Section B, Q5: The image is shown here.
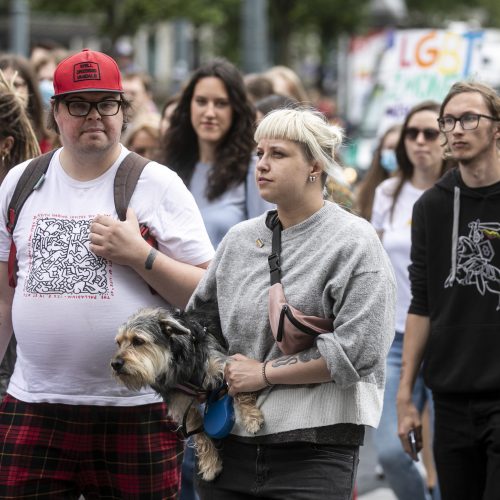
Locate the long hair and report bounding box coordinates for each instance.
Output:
[0,70,41,181]
[355,124,402,221]
[0,54,46,142]
[162,58,256,201]
[392,100,454,220]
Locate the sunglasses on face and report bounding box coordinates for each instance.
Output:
[404,127,440,142]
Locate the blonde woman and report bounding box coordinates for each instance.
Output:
[190,108,396,499]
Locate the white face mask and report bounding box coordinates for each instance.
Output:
[380,149,398,173]
[39,79,54,108]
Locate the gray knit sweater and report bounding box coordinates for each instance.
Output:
[189,201,396,437]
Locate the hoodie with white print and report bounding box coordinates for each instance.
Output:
[409,167,500,394]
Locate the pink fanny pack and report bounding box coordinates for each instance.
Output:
[266,212,334,355]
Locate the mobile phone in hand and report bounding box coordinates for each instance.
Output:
[408,429,419,462]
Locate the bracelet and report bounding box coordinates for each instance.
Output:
[144,248,158,270]
[262,360,273,387]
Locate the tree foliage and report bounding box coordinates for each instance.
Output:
[29,0,500,64]
[31,0,237,43]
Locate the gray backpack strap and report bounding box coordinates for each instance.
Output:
[113,152,151,221]
[7,150,56,234]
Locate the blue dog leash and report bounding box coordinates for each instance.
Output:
[180,381,235,439]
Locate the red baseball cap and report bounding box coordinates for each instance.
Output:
[52,48,123,98]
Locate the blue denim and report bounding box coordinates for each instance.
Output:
[374,332,440,500]
[180,439,199,500]
[197,438,359,499]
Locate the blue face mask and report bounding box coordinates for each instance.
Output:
[39,79,54,108]
[380,149,398,173]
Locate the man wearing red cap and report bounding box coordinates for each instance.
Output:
[0,49,214,497]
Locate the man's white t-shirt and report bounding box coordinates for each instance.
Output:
[371,177,424,333]
[0,146,214,406]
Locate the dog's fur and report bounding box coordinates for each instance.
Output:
[111,303,264,481]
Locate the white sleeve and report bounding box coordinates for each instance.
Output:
[370,183,391,232]
[0,161,31,261]
[147,167,214,265]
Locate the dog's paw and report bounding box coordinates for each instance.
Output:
[198,454,223,481]
[242,407,264,434]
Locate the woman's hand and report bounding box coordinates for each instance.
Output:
[224,353,267,396]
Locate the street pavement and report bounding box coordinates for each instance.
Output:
[356,426,397,500]
[359,488,397,500]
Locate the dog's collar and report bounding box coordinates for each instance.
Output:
[174,381,207,398]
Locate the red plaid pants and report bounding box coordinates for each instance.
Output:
[0,395,183,499]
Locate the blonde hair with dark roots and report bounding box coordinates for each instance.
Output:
[0,70,41,170]
[254,107,344,184]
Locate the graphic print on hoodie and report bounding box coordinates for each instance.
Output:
[444,215,500,311]
[409,168,500,394]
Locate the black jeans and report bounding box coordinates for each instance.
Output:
[433,392,500,500]
[196,438,359,499]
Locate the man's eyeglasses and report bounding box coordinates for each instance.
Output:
[437,113,500,133]
[404,127,440,142]
[63,99,122,117]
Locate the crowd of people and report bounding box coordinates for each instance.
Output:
[0,43,498,500]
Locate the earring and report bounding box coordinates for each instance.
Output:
[309,175,316,183]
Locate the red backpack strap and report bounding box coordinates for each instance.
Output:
[7,150,57,288]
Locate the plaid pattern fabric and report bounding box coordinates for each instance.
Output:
[0,395,184,499]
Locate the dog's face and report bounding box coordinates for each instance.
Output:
[111,307,194,391]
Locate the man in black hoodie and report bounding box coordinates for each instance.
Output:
[397,81,500,500]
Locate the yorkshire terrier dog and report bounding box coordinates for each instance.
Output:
[111,303,264,481]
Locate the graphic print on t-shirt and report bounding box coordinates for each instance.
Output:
[444,219,500,310]
[24,215,113,298]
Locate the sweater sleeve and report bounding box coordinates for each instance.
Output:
[408,199,429,316]
[317,237,396,389]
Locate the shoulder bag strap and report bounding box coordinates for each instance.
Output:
[266,211,282,286]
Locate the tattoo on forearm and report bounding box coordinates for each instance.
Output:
[272,347,322,368]
[298,347,321,362]
[272,355,298,367]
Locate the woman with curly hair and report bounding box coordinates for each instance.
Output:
[162,59,272,499]
[161,58,272,248]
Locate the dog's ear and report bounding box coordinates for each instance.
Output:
[159,316,192,337]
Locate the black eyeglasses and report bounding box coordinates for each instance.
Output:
[63,99,122,117]
[437,113,500,133]
[404,127,440,142]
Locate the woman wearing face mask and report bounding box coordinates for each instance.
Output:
[371,101,454,500]
[355,124,402,221]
